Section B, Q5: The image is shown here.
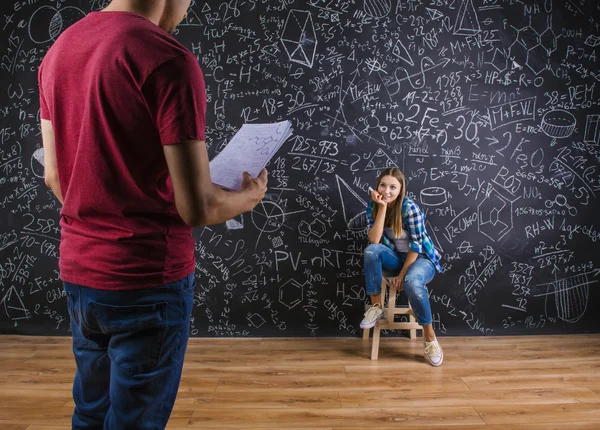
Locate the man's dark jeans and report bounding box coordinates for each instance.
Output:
[63,272,195,429]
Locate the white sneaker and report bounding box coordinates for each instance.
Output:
[424,338,444,366]
[360,303,384,329]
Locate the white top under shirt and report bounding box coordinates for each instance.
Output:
[384,227,409,253]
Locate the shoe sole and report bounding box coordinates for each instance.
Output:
[360,313,386,330]
[360,320,377,329]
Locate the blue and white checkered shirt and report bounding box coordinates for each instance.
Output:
[366,197,443,272]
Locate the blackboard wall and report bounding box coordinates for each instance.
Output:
[1,0,599,337]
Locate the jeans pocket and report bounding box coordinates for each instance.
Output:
[90,301,168,377]
[64,287,89,348]
[65,290,78,325]
[184,274,196,292]
[169,275,195,366]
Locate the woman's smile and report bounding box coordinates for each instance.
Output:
[377,175,402,204]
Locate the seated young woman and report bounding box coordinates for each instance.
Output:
[361,167,444,366]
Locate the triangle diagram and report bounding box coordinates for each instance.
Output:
[201,3,211,13]
[365,148,397,171]
[335,175,367,229]
[426,220,444,253]
[1,286,29,320]
[426,7,444,21]
[392,39,414,66]
[453,0,480,36]
[182,8,202,25]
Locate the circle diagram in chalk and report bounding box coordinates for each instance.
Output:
[251,201,286,233]
[540,110,576,139]
[364,0,392,18]
[420,187,447,206]
[31,147,45,178]
[29,6,85,44]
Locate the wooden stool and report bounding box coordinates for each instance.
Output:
[362,276,422,360]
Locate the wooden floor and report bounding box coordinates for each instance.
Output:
[1,334,600,429]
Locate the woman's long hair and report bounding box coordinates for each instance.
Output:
[371,168,406,238]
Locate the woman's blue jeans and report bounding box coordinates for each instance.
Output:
[364,243,435,326]
[63,272,195,430]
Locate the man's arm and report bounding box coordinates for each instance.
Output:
[163,139,267,227]
[41,119,63,204]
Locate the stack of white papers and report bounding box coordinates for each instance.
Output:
[209,120,293,191]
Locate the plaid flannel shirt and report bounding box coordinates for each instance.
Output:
[366,197,443,272]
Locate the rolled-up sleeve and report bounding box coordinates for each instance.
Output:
[404,200,425,253]
[38,62,51,120]
[365,201,375,229]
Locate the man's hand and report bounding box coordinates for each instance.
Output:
[240,168,268,208]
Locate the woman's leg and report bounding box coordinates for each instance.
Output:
[363,244,403,305]
[361,244,404,329]
[402,257,436,341]
[404,257,443,366]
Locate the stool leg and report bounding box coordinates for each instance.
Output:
[387,284,397,324]
[379,277,387,306]
[371,325,381,360]
[363,327,370,340]
[408,302,417,339]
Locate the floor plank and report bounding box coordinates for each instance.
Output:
[187,406,485,427]
[475,403,600,425]
[339,387,599,408]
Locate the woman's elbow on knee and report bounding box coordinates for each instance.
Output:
[364,243,379,254]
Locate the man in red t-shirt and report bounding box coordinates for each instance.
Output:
[38,0,267,427]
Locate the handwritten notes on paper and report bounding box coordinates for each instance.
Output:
[210,121,292,191]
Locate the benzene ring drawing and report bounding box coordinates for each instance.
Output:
[477,188,515,241]
[279,278,305,310]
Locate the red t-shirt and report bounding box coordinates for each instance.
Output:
[38,11,206,290]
